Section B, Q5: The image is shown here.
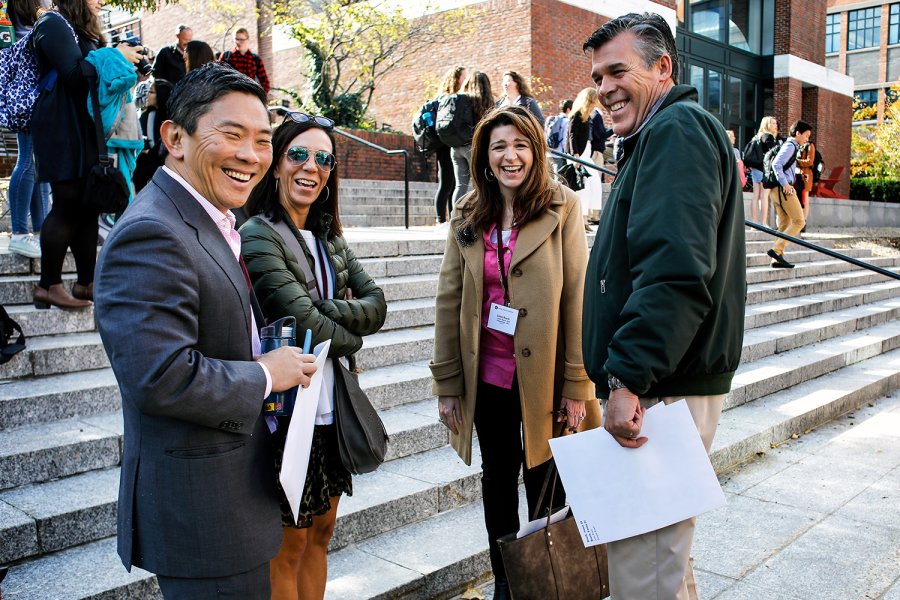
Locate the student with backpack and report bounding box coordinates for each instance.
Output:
[544,98,572,171]
[428,65,466,224]
[29,0,143,309]
[766,120,812,269]
[796,138,817,226]
[438,70,494,207]
[4,0,49,259]
[744,115,778,226]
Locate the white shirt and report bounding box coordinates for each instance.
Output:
[162,166,272,397]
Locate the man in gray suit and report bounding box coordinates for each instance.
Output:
[95,63,317,599]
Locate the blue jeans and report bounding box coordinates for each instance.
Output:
[8,132,50,235]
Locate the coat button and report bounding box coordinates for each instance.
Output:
[521,348,531,357]
[512,268,523,277]
[519,308,527,317]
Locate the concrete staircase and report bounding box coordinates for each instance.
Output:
[339,180,439,228]
[2,229,900,599]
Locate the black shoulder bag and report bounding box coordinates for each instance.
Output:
[82,63,130,215]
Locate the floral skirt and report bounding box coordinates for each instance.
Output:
[273,422,353,529]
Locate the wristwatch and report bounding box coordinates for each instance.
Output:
[607,374,628,391]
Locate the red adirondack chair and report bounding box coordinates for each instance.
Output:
[813,166,847,199]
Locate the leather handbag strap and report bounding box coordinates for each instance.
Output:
[82,63,112,167]
[532,461,559,522]
[257,215,321,302]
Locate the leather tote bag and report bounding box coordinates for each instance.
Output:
[83,64,129,215]
[497,463,610,599]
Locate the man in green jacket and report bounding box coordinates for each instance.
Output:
[581,13,746,600]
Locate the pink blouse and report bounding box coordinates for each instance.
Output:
[479,224,519,389]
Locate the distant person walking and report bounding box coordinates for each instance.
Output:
[745,116,778,226]
[797,138,816,225]
[767,120,812,269]
[433,65,467,224]
[6,0,50,259]
[219,27,271,95]
[152,23,191,84]
[545,98,572,172]
[447,71,495,206]
[496,71,544,125]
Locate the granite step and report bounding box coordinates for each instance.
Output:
[744,279,900,330]
[343,205,437,216]
[0,369,119,432]
[746,247,872,268]
[728,319,900,410]
[745,239,837,253]
[0,274,79,305]
[745,256,900,285]
[343,215,436,228]
[381,297,436,332]
[356,326,434,370]
[378,273,439,302]
[0,331,108,381]
[0,251,78,277]
[360,254,443,279]
[338,236,445,259]
[746,266,900,305]
[3,303,96,338]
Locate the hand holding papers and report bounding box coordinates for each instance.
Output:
[280,339,331,525]
[548,400,725,547]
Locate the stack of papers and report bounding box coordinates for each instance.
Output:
[548,400,726,547]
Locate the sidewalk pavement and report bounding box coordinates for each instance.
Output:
[456,392,900,600]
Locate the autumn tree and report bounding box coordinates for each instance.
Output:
[274,0,471,127]
[851,83,900,180]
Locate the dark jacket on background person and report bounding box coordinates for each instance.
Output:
[152,44,186,84]
[565,112,590,156]
[239,211,387,359]
[582,85,746,399]
[30,11,99,183]
[496,95,545,126]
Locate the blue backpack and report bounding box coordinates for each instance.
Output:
[0,12,77,132]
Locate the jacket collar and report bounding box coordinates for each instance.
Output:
[620,84,697,163]
[151,168,253,332]
[448,184,566,282]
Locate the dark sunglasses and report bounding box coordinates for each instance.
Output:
[282,111,335,129]
[285,146,336,172]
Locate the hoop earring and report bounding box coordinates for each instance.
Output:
[484,168,496,182]
[317,186,330,204]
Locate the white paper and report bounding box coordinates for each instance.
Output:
[516,505,570,539]
[279,339,331,525]
[548,399,726,547]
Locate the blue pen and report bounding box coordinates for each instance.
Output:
[302,329,313,354]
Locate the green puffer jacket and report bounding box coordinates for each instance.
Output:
[240,212,387,360]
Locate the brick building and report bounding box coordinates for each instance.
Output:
[136,0,852,194]
[826,0,899,125]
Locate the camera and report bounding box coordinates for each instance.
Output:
[123,40,153,76]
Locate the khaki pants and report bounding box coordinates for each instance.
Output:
[605,395,724,600]
[771,187,805,256]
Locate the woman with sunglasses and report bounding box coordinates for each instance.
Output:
[240,112,387,600]
[430,106,600,599]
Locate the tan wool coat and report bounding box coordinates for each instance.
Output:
[430,183,601,469]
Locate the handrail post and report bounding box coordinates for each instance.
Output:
[402,150,410,230]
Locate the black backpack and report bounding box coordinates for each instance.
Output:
[0,305,25,364]
[411,98,443,155]
[762,140,796,189]
[742,137,764,170]
[435,93,474,148]
[545,115,564,149]
[812,149,824,183]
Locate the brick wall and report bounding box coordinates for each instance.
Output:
[775,0,825,64]
[811,87,852,197]
[336,130,433,183]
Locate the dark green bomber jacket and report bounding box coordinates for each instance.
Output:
[582,85,746,399]
[239,210,387,362]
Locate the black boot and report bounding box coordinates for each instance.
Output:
[493,578,511,600]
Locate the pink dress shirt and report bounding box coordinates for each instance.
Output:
[479,224,519,389]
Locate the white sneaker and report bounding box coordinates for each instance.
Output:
[9,234,41,259]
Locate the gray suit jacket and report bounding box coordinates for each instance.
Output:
[95,169,281,578]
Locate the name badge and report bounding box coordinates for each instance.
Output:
[487,302,518,336]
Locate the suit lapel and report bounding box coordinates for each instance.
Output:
[153,170,254,335]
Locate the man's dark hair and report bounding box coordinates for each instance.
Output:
[561,99,574,113]
[583,12,679,85]
[790,120,812,137]
[167,62,267,135]
[235,27,250,37]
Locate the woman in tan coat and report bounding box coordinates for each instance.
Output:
[430,105,601,599]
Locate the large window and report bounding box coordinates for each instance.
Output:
[890,4,900,45]
[687,0,764,54]
[847,7,881,50]
[826,14,840,53]
[854,89,880,120]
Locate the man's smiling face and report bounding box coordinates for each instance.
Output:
[591,31,673,138]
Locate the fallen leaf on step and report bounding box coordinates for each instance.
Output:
[791,433,799,439]
[460,588,485,600]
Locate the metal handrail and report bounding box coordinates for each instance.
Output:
[551,148,898,281]
[549,149,618,177]
[745,221,900,280]
[331,128,411,229]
